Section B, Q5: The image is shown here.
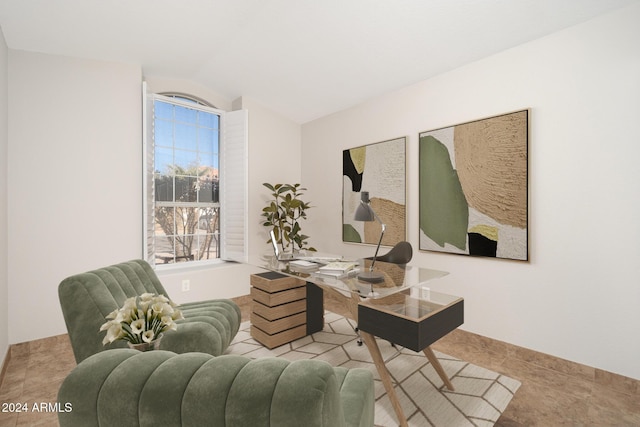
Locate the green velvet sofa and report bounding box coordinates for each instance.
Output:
[58,259,241,363]
[57,349,375,427]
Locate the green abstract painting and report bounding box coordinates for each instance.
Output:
[419,110,529,261]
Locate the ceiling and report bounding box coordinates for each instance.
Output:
[0,0,637,123]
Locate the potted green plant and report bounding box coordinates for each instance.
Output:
[261,183,316,254]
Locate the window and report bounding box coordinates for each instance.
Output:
[143,85,248,268]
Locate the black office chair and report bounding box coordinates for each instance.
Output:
[373,241,413,265]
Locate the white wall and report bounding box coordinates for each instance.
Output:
[234,96,303,258]
[7,51,143,343]
[4,58,302,344]
[301,4,640,380]
[0,27,9,368]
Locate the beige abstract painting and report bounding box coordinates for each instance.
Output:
[343,137,406,246]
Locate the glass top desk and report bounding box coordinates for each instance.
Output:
[248,254,463,427]
[248,253,449,298]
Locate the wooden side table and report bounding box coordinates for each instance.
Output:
[250,271,324,349]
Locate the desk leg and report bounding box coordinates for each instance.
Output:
[423,346,455,391]
[321,288,411,425]
[360,331,408,427]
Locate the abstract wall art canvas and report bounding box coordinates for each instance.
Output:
[343,137,406,246]
[419,110,529,261]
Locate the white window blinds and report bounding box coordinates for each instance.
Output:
[220,109,249,263]
[142,82,155,265]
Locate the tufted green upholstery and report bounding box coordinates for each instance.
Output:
[58,259,241,363]
[58,350,375,427]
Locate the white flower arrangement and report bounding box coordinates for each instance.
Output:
[99,293,184,345]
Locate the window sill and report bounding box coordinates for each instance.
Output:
[154,258,231,274]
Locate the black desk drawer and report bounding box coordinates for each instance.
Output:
[358,298,463,352]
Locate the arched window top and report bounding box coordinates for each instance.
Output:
[158,92,216,109]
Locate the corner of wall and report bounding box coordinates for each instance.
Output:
[0,25,10,370]
[231,96,244,111]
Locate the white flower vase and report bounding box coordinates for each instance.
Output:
[127,335,163,352]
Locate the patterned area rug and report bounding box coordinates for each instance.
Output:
[225,312,521,427]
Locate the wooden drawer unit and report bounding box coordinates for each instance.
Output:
[250,271,310,349]
[251,285,307,307]
[252,298,306,321]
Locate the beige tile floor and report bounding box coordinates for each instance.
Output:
[0,295,638,426]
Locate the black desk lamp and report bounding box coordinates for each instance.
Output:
[354,191,386,283]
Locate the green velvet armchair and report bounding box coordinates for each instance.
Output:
[58,259,241,363]
[58,350,375,427]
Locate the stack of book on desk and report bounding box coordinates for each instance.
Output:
[313,261,358,279]
[288,260,319,272]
